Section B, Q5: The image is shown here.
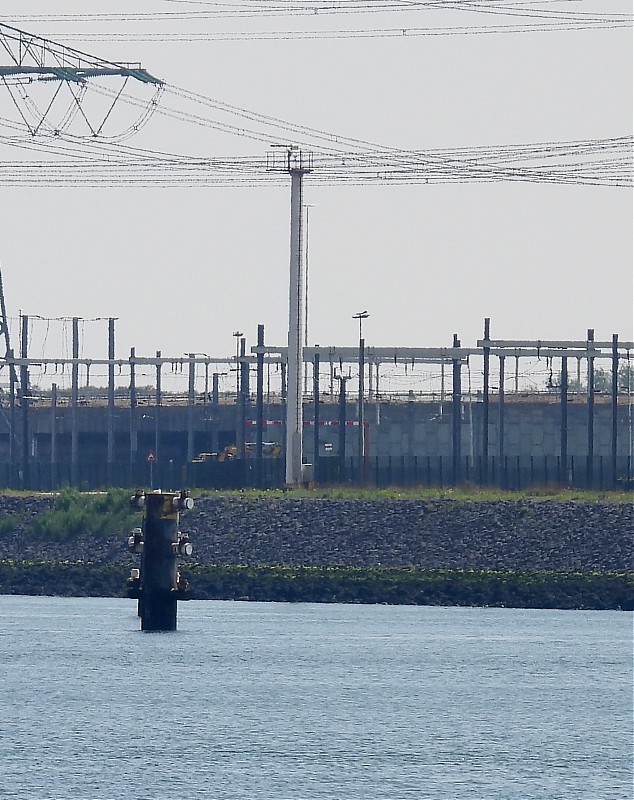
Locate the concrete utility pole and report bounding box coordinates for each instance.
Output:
[126,489,194,632]
[284,148,312,486]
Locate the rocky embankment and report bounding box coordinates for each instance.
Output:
[0,495,631,573]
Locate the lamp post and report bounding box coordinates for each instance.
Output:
[352,311,370,484]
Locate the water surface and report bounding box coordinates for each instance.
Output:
[0,597,631,799]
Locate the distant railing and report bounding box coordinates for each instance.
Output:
[11,387,630,409]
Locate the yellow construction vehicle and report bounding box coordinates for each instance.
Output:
[191,442,281,462]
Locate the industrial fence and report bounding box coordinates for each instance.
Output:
[1,454,631,492]
[319,454,633,492]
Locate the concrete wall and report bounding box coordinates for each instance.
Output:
[363,399,633,460]
[2,394,633,466]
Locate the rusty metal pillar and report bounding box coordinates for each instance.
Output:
[127,489,194,632]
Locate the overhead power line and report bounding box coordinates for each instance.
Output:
[0,22,630,188]
[2,0,631,24]
[1,0,630,39]
[0,133,630,187]
[21,19,632,43]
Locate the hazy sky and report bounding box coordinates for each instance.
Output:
[0,0,631,373]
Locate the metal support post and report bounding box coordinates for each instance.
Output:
[155,350,162,467]
[353,311,370,485]
[20,315,30,490]
[8,348,15,479]
[611,333,619,488]
[560,356,568,483]
[256,324,265,486]
[107,318,115,486]
[50,382,57,490]
[233,330,243,452]
[313,352,320,483]
[129,347,138,480]
[498,355,506,478]
[187,354,195,463]
[211,372,220,453]
[337,374,349,482]
[71,317,79,487]
[358,337,366,484]
[238,337,247,460]
[587,328,595,487]
[452,334,462,484]
[482,318,490,483]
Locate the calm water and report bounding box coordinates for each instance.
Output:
[0,597,631,800]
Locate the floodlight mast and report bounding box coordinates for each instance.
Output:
[0,22,162,85]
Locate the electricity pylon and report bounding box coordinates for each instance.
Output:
[0,23,162,138]
[0,23,161,85]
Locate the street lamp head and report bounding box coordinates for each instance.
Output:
[233,331,243,338]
